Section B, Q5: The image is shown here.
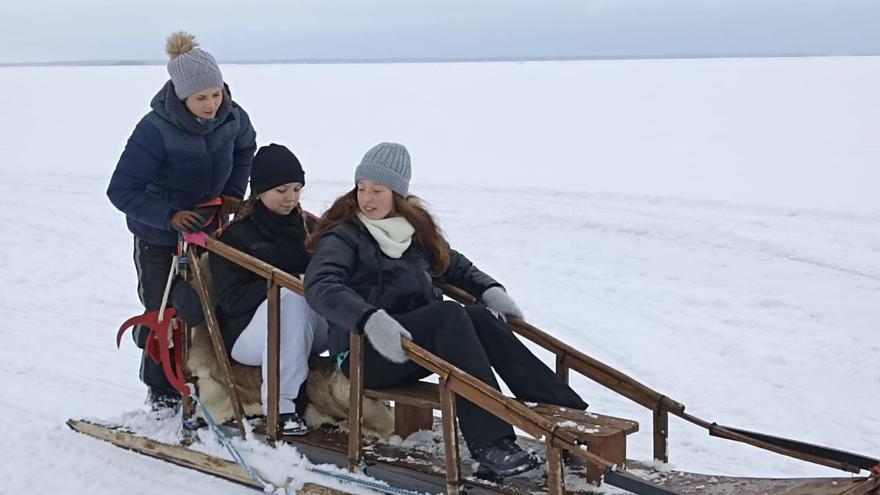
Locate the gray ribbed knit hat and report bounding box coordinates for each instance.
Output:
[355,142,412,197]
[165,32,224,100]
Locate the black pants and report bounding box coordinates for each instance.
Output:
[132,236,178,395]
[343,301,587,452]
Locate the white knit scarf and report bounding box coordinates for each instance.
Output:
[357,213,415,258]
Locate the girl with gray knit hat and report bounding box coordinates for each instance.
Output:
[107,32,257,411]
[304,142,588,479]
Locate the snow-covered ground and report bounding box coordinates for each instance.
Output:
[0,56,877,494]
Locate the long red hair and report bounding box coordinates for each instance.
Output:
[306,187,450,275]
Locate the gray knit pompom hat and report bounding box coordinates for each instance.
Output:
[354,142,412,197]
[165,32,224,100]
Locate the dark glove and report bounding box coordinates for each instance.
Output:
[170,210,205,233]
[481,286,524,322]
[221,195,242,217]
[363,310,412,363]
[170,279,205,326]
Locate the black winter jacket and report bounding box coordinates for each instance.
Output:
[303,219,500,356]
[211,201,315,349]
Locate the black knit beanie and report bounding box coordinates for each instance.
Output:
[250,144,305,195]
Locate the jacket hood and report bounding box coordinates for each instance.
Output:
[150,80,233,136]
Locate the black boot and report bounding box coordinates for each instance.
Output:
[147,387,181,413]
[278,412,308,436]
[472,437,540,479]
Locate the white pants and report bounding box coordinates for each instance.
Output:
[231,289,329,414]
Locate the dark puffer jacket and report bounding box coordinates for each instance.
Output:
[304,219,500,356]
[211,201,316,349]
[107,81,257,246]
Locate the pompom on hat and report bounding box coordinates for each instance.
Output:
[165,31,224,100]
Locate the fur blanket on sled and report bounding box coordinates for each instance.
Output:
[185,254,394,438]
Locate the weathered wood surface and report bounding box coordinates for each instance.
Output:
[66,419,346,495]
[70,417,874,495]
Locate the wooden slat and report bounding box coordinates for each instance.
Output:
[555,353,570,384]
[347,333,364,472]
[188,247,247,439]
[266,275,281,445]
[393,404,434,438]
[204,237,304,295]
[546,442,564,495]
[528,404,639,436]
[439,377,462,495]
[654,405,669,462]
[67,419,346,494]
[364,381,441,409]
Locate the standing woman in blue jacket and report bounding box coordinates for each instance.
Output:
[304,143,587,479]
[107,32,257,410]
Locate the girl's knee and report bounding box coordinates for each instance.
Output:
[437,300,469,319]
[431,301,475,336]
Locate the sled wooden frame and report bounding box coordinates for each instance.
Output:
[192,236,880,495]
[192,236,635,493]
[346,332,639,494]
[360,375,640,484]
[437,284,880,476]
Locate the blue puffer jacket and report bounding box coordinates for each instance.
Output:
[107,81,257,246]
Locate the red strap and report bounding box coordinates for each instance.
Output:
[116,308,177,359]
[116,309,189,396]
[155,320,187,395]
[196,197,223,208]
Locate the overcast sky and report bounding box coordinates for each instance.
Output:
[2,0,879,64]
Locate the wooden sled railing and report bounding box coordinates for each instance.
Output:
[185,236,309,444]
[189,236,880,495]
[439,283,880,476]
[190,236,643,493]
[346,331,646,495]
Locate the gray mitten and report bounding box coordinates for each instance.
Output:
[481,286,524,321]
[363,310,413,363]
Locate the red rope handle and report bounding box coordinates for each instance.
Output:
[116,308,188,396]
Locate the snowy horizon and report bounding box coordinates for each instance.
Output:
[3,56,878,213]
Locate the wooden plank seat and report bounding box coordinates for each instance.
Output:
[365,381,638,482]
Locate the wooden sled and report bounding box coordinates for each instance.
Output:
[70,236,880,495]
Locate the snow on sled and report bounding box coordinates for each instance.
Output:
[69,236,880,495]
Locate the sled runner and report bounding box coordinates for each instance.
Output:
[70,235,880,495]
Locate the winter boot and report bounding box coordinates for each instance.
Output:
[147,387,181,413]
[472,436,540,479]
[279,412,308,436]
